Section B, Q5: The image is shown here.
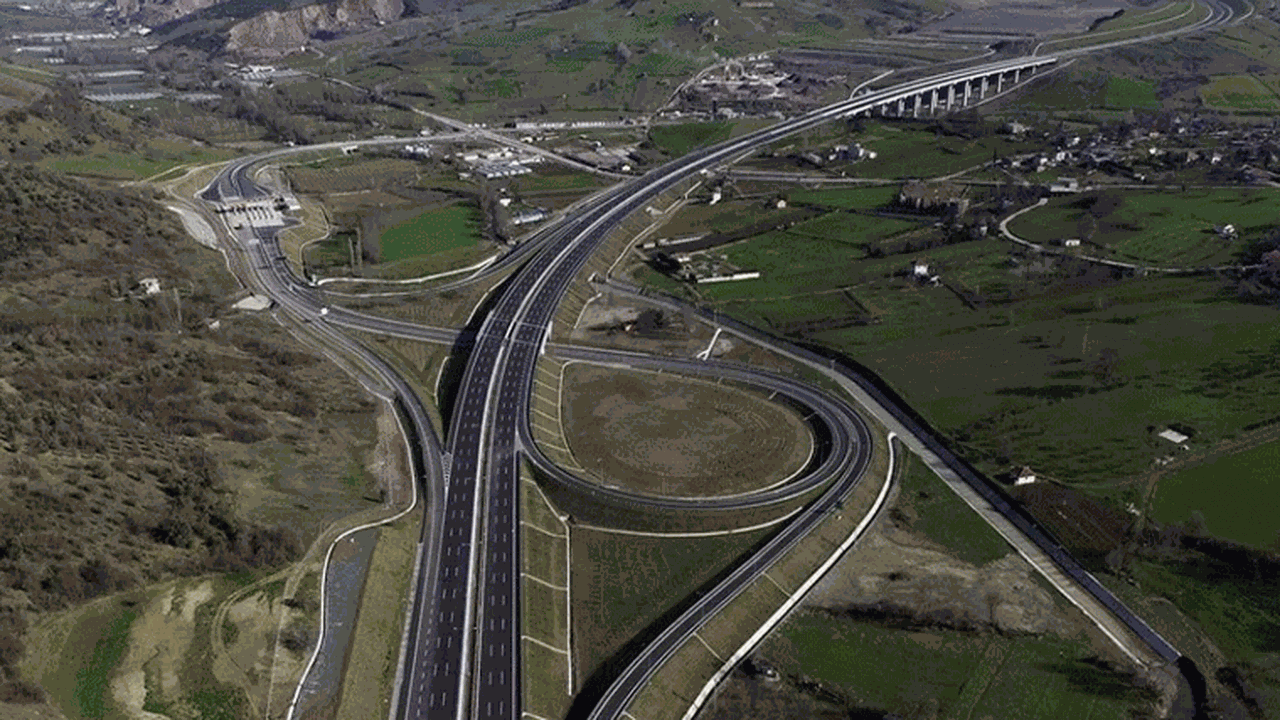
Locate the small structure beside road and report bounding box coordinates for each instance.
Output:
[1158,428,1190,450]
[1014,466,1037,486]
[232,294,272,311]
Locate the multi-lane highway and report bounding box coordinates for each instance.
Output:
[402,53,1072,720]
[191,3,1246,712]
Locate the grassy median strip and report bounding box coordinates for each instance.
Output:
[334,514,421,720]
[570,524,775,693]
[520,464,574,720]
[529,356,583,473]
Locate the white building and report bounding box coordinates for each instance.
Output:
[511,208,549,225]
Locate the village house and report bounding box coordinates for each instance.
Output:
[898,180,969,216]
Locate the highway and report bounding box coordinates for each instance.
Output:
[597,277,1182,669]
[411,52,1075,720]
[209,53,1131,720]
[190,4,1243,709]
[561,354,869,720]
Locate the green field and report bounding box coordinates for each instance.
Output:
[1152,439,1280,548]
[1104,77,1161,109]
[674,185,922,308]
[1040,1,1208,54]
[1089,1,1193,35]
[822,124,1041,179]
[789,212,920,244]
[1129,558,1280,664]
[649,122,734,156]
[766,612,1149,719]
[1200,74,1280,111]
[642,204,1280,495]
[787,185,900,210]
[513,169,611,193]
[897,454,1012,565]
[655,200,806,238]
[378,204,484,263]
[571,525,771,688]
[1008,189,1276,267]
[696,216,922,304]
[74,607,137,719]
[305,232,355,272]
[40,145,237,181]
[1012,73,1160,112]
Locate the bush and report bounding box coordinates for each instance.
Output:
[0,678,45,703]
[280,623,313,653]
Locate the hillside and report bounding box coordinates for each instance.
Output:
[0,166,385,706]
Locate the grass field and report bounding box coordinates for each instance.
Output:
[1008,189,1273,267]
[1012,73,1160,112]
[378,204,484,263]
[637,192,1280,712]
[1104,77,1161,110]
[570,526,771,688]
[651,199,808,238]
[897,453,1012,566]
[74,606,138,719]
[305,233,354,274]
[641,202,1280,497]
[649,122,734,156]
[672,187,922,309]
[513,168,613,193]
[764,612,1148,719]
[40,145,238,181]
[787,185,900,210]
[818,124,1041,179]
[1089,1,1193,35]
[335,515,421,720]
[1200,74,1280,111]
[1128,558,1280,665]
[1151,439,1280,549]
[1040,0,1209,54]
[357,242,497,282]
[561,363,813,497]
[286,157,420,195]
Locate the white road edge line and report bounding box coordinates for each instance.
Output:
[316,253,499,286]
[575,504,804,539]
[521,634,570,655]
[675,432,898,720]
[286,396,421,720]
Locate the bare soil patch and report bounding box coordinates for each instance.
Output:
[806,524,1077,636]
[561,363,813,498]
[1010,481,1131,555]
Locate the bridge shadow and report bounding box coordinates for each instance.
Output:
[435,272,510,442]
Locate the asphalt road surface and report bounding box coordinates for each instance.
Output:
[193,23,1243,712]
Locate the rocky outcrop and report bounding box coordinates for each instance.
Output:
[226,0,402,56]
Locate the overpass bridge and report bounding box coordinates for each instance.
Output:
[847,55,1059,118]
